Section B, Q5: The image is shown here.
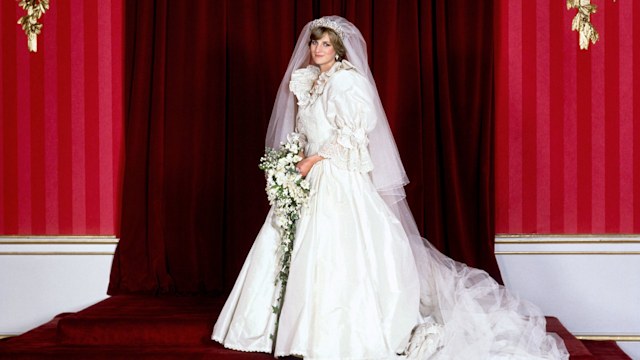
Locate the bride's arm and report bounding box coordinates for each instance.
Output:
[317,71,375,173]
[296,154,324,177]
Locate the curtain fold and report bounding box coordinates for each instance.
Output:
[424,0,500,279]
[108,0,500,295]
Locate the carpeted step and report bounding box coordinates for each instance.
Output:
[545,317,596,359]
[0,295,632,359]
[57,315,214,345]
[546,319,632,359]
[1,317,279,360]
[582,340,632,360]
[56,295,224,346]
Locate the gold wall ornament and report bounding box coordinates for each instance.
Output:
[566,0,617,50]
[567,0,599,50]
[17,0,50,53]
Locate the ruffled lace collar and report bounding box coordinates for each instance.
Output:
[289,60,355,107]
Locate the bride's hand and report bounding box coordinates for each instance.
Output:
[296,155,324,177]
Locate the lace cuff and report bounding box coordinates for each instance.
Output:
[318,127,373,173]
[297,133,308,149]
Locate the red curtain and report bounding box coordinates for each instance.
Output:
[108,0,500,295]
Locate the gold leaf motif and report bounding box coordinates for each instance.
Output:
[567,0,599,50]
[566,0,617,50]
[16,0,49,53]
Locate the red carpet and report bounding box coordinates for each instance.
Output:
[0,295,631,359]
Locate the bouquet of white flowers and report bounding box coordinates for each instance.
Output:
[258,132,310,343]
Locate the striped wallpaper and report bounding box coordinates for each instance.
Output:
[495,0,640,233]
[2,1,637,235]
[0,1,124,235]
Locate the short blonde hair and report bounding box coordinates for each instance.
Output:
[309,27,346,61]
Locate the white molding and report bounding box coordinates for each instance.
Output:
[495,234,640,244]
[495,236,640,254]
[0,244,116,256]
[0,235,118,244]
[495,234,640,359]
[574,334,640,342]
[495,251,640,255]
[0,240,116,334]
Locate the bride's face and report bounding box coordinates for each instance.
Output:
[310,33,336,69]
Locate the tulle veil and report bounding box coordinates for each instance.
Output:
[265,15,568,359]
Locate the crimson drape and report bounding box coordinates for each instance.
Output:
[108,0,500,295]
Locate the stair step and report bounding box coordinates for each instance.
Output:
[545,317,596,359]
[0,296,631,359]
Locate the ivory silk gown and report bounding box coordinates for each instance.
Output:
[212,60,568,360]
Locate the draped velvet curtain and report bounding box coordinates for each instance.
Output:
[108,0,500,295]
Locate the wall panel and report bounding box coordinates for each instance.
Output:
[496,0,639,233]
[495,2,639,356]
[0,1,124,235]
[495,235,640,359]
[0,236,116,335]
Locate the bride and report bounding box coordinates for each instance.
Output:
[212,16,568,360]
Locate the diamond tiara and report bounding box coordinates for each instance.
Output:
[309,18,347,40]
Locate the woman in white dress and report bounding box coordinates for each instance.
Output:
[212,16,569,360]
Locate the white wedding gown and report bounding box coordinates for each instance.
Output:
[212,61,568,360]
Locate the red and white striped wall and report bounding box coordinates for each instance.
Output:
[0,1,124,235]
[2,1,638,235]
[496,0,640,234]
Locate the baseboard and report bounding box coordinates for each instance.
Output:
[494,233,640,357]
[0,238,115,334]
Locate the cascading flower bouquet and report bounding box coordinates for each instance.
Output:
[258,132,311,343]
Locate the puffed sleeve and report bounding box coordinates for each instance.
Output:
[317,70,376,173]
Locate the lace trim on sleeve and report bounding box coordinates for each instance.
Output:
[318,126,374,173]
[318,64,374,173]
